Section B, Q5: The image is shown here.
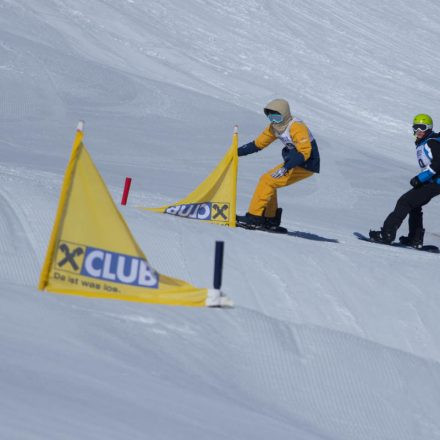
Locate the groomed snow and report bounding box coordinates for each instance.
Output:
[1,1,440,439]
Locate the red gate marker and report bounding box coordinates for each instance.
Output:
[121,177,132,205]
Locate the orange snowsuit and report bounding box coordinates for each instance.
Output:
[248,120,318,217]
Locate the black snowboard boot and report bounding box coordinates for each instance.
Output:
[236,212,266,229]
[264,208,282,227]
[264,208,287,233]
[399,228,424,249]
[369,228,395,244]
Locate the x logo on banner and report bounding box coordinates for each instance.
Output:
[58,243,84,271]
[212,203,229,220]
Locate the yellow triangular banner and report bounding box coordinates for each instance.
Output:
[39,122,229,307]
[142,127,238,227]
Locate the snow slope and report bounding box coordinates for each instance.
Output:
[1,1,440,439]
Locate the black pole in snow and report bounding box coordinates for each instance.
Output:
[213,241,224,290]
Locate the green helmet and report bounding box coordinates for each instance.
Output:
[413,113,433,129]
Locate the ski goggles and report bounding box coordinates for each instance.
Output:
[413,123,430,132]
[264,109,283,124]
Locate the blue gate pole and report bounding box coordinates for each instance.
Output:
[213,241,224,290]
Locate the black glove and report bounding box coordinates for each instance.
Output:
[410,176,423,188]
[281,143,295,161]
[238,141,260,157]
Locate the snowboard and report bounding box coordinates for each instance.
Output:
[354,232,440,253]
[236,221,288,234]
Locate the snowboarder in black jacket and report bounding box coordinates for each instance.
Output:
[369,114,440,248]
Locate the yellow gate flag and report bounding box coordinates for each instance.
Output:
[39,122,231,307]
[142,126,238,227]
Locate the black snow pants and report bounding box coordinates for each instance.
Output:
[383,182,440,237]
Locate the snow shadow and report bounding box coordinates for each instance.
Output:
[287,230,339,243]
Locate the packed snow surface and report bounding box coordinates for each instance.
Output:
[1,1,440,439]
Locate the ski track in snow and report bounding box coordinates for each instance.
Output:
[0,166,56,285]
[2,0,440,439]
